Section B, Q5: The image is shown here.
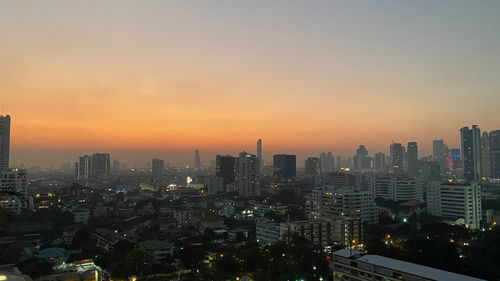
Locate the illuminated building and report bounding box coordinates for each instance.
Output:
[235,151,258,197]
[0,168,28,215]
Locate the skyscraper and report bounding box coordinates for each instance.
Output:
[390,142,404,175]
[216,155,236,187]
[319,152,334,174]
[305,157,320,176]
[461,125,482,182]
[489,130,500,178]
[91,153,111,178]
[0,115,10,171]
[433,139,448,172]
[235,151,258,197]
[152,158,165,178]
[407,142,418,176]
[374,152,386,171]
[481,132,491,178]
[76,155,91,179]
[273,154,296,179]
[336,156,341,170]
[257,139,263,173]
[354,145,370,171]
[195,148,201,168]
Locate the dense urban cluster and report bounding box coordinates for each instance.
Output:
[1,115,500,281]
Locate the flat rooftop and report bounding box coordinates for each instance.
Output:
[333,250,484,281]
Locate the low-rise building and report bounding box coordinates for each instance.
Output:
[332,249,484,281]
[138,240,172,263]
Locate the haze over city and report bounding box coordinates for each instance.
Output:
[2,0,500,167]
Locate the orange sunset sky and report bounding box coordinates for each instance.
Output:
[1,1,499,167]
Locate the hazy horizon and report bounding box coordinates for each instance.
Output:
[2,0,499,167]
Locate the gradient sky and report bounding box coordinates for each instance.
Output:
[1,0,499,167]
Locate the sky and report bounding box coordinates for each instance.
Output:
[1,0,499,167]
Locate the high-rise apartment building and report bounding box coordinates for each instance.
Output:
[152,158,165,178]
[305,157,320,176]
[481,132,490,178]
[490,130,500,178]
[460,125,482,182]
[320,152,335,174]
[76,155,91,179]
[390,142,404,175]
[0,115,10,171]
[235,151,258,197]
[336,156,341,170]
[216,155,236,187]
[407,142,418,176]
[354,145,370,171]
[91,153,111,178]
[370,176,417,202]
[427,182,482,229]
[433,139,449,172]
[374,152,386,172]
[0,168,28,214]
[307,185,378,224]
[273,154,296,179]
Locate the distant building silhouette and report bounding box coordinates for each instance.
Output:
[489,130,500,178]
[152,158,165,178]
[0,115,10,171]
[304,157,320,176]
[390,142,404,175]
[460,125,482,182]
[216,155,236,187]
[407,142,418,176]
[273,154,296,179]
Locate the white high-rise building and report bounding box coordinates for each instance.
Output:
[0,115,10,172]
[427,182,482,229]
[370,176,417,202]
[306,185,378,224]
[0,169,28,215]
[236,151,258,198]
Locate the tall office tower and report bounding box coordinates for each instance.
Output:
[319,152,335,174]
[433,139,449,172]
[235,151,258,197]
[336,156,341,170]
[320,152,327,173]
[390,142,404,175]
[0,169,28,214]
[91,153,111,178]
[490,130,500,178]
[374,152,386,171]
[0,115,10,171]
[308,185,378,224]
[257,139,263,174]
[152,158,165,178]
[273,154,296,179]
[407,142,418,176]
[481,132,491,178]
[448,148,462,170]
[460,125,482,182]
[354,145,370,171]
[427,182,482,229]
[76,155,91,179]
[304,157,320,176]
[216,155,236,187]
[328,152,335,172]
[194,148,201,168]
